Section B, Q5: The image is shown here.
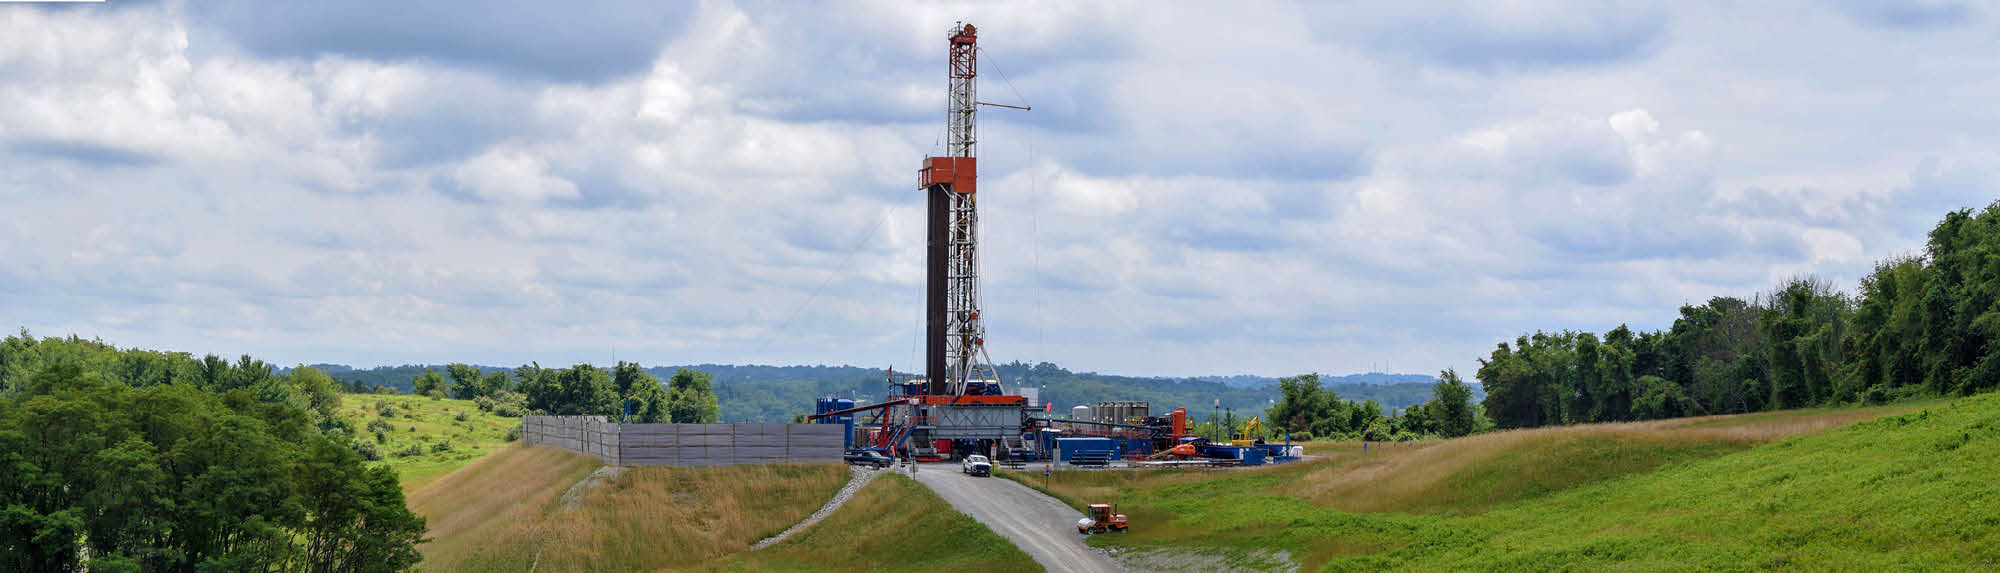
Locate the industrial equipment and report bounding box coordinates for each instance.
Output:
[1231,417,1264,447]
[1076,504,1128,534]
[809,23,1036,463]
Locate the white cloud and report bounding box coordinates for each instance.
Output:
[452,149,579,202]
[3,0,1996,379]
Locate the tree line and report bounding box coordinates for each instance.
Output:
[1264,369,1480,441]
[0,332,425,571]
[1480,202,2000,429]
[406,361,721,424]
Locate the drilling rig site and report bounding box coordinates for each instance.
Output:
[805,23,1303,472]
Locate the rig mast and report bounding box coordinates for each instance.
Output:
[919,23,997,396]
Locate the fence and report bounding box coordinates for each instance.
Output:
[520,416,844,467]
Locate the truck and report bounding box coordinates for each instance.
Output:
[961,454,992,477]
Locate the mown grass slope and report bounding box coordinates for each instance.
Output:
[711,473,1039,572]
[1022,399,1999,570]
[517,463,850,571]
[410,443,851,572]
[335,392,520,490]
[408,444,602,571]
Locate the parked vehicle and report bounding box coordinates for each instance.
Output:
[961,454,992,477]
[1076,503,1128,534]
[844,449,893,468]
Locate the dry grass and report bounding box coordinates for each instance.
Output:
[711,473,1039,572]
[1284,403,1923,515]
[494,462,849,572]
[408,444,603,571]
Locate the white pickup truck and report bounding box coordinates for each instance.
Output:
[961,454,992,477]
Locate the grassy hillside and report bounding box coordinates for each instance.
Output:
[516,463,849,571]
[712,473,1039,572]
[410,445,1030,572]
[410,444,851,571]
[1013,399,1995,570]
[334,392,521,490]
[408,444,603,571]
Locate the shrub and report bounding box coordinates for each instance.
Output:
[375,400,395,418]
[430,440,454,454]
[504,425,522,442]
[393,444,425,458]
[473,396,496,412]
[366,418,395,434]
[454,410,470,422]
[353,439,382,461]
[373,430,387,444]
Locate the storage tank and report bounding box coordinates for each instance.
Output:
[1070,405,1092,421]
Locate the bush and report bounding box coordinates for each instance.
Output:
[473,396,496,412]
[353,439,382,461]
[375,400,395,418]
[373,430,387,444]
[429,440,454,454]
[393,444,425,458]
[504,425,522,442]
[454,410,470,422]
[1290,431,1314,442]
[366,418,395,434]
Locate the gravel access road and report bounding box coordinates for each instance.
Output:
[910,464,1121,573]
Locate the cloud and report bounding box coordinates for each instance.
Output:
[1830,0,1976,29]
[3,0,1995,380]
[1306,2,1670,71]
[185,0,695,84]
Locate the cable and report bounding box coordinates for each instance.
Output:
[752,205,898,362]
[977,47,1034,111]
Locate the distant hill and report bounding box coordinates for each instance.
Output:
[304,361,1466,422]
[1194,372,1438,388]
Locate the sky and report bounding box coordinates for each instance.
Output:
[2,0,1995,379]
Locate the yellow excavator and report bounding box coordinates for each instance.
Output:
[1229,417,1264,447]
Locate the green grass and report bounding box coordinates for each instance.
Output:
[334,392,521,490]
[711,473,1039,572]
[1022,399,1999,571]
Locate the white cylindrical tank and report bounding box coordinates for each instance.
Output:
[1070,405,1092,421]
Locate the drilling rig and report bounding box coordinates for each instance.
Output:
[810,23,1036,462]
[920,22,997,396]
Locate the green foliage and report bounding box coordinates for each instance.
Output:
[1429,369,1477,438]
[1477,203,2000,431]
[1265,373,1402,440]
[411,368,446,399]
[667,368,721,423]
[0,348,426,572]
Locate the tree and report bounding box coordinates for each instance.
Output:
[613,362,670,423]
[667,369,720,423]
[479,371,512,397]
[1631,375,1698,420]
[446,363,484,399]
[0,358,427,572]
[411,368,446,399]
[1431,368,1476,438]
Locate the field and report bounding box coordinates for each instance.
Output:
[408,444,1033,572]
[410,444,853,571]
[408,444,603,571]
[1007,398,2000,570]
[710,473,1039,572]
[334,392,522,490]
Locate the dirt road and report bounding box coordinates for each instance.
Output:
[910,464,1121,573]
